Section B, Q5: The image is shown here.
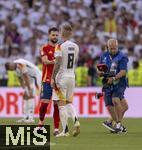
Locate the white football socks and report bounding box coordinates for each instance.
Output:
[59,106,68,133]
[23,100,29,119]
[27,99,34,119]
[66,103,78,124]
[23,99,34,120]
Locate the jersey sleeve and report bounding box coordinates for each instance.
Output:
[54,44,62,58]
[40,45,47,57]
[119,56,128,71]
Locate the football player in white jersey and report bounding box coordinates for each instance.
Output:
[5,58,42,123]
[51,23,80,137]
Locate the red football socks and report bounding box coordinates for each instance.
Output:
[53,103,60,129]
[39,102,48,122]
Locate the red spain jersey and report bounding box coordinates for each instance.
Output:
[40,44,55,83]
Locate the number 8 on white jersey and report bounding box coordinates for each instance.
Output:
[54,40,79,78]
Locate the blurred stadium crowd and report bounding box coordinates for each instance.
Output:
[0,0,142,87]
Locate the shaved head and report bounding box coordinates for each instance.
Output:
[107,39,118,55]
[107,39,118,47]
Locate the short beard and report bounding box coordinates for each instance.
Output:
[51,39,58,44]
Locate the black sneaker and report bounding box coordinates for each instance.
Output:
[121,126,127,133]
[110,130,117,133]
[102,121,115,132]
[111,125,127,134]
[110,128,122,133]
[114,122,123,133]
[115,128,122,133]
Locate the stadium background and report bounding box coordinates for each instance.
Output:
[0,0,142,150]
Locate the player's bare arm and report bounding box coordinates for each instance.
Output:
[51,56,62,87]
[17,64,32,89]
[17,64,33,98]
[107,70,126,84]
[41,55,55,64]
[115,70,126,80]
[22,73,31,90]
[23,73,34,97]
[18,76,30,99]
[18,76,25,89]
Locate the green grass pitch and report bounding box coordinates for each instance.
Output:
[1,118,142,150]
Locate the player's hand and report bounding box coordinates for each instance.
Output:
[51,79,56,88]
[23,90,29,99]
[107,77,113,84]
[28,89,34,98]
[97,71,104,77]
[23,89,34,99]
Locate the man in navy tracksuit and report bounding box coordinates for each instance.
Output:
[98,39,129,133]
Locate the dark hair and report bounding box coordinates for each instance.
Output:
[48,27,59,34]
[133,61,139,69]
[5,62,10,70]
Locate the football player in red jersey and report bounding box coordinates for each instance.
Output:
[38,27,60,135]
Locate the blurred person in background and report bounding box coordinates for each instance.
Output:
[25,36,37,63]
[6,44,21,87]
[75,60,89,87]
[88,35,102,59]
[138,49,142,68]
[10,44,23,60]
[0,20,5,46]
[134,37,142,58]
[127,47,137,70]
[4,23,22,56]
[27,1,43,27]
[35,26,48,54]
[116,24,127,48]
[104,10,117,36]
[0,46,8,86]
[128,61,142,86]
[18,18,33,44]
[88,58,98,86]
[4,23,22,46]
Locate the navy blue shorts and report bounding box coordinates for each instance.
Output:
[103,86,126,106]
[104,89,113,106]
[112,86,126,99]
[40,82,52,100]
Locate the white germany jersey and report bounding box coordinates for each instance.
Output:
[14,58,42,80]
[55,40,79,78]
